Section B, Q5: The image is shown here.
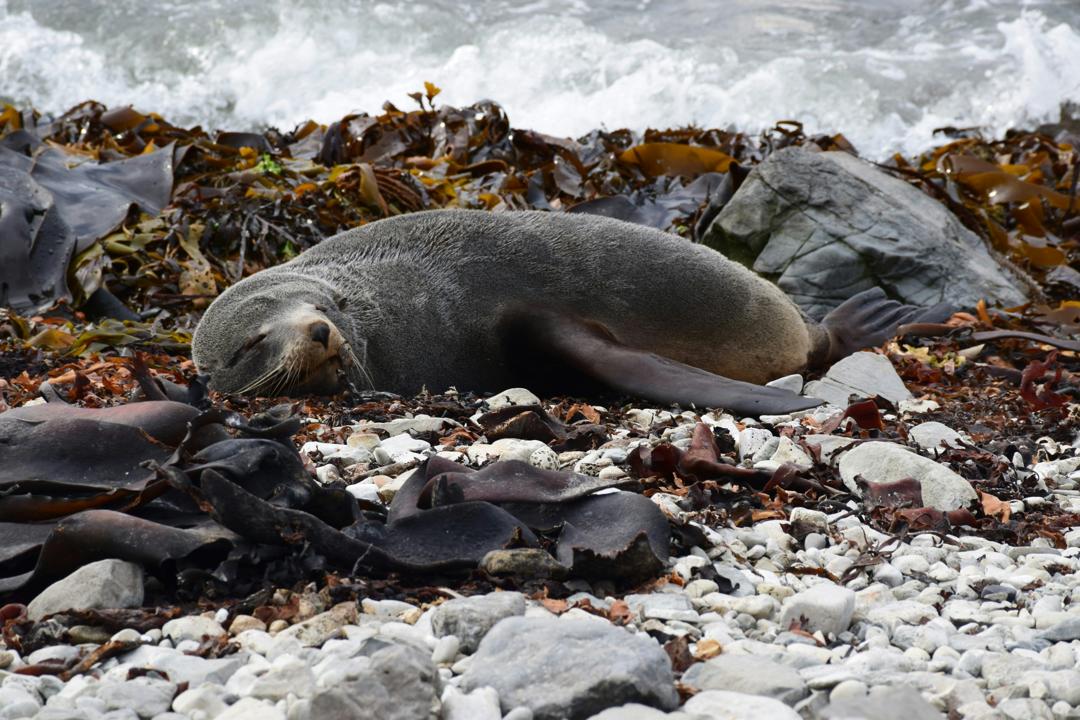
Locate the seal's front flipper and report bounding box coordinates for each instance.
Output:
[820,288,954,366]
[504,311,822,417]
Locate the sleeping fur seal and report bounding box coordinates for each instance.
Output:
[192,210,946,415]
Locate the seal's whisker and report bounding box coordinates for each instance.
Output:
[236,365,282,395]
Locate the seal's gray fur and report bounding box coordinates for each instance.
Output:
[193,209,823,394]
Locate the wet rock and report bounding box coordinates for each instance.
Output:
[461,616,677,719]
[27,559,144,621]
[682,655,809,705]
[838,441,978,511]
[778,583,856,637]
[681,689,802,719]
[431,592,526,653]
[304,644,440,720]
[803,352,911,407]
[701,145,1028,319]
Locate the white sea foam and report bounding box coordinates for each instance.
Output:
[1,0,1078,158]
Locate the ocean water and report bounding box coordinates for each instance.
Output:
[1,0,1078,157]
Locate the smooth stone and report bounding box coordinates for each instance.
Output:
[821,685,944,719]
[171,684,230,718]
[460,617,677,720]
[624,593,699,623]
[682,655,809,705]
[486,388,541,409]
[229,615,268,635]
[839,441,978,511]
[803,352,911,407]
[216,697,286,720]
[97,678,177,719]
[276,603,358,647]
[121,645,245,687]
[682,689,802,720]
[779,583,856,636]
[161,617,227,643]
[440,685,501,720]
[303,644,440,720]
[908,422,964,454]
[766,374,804,394]
[1037,616,1080,642]
[27,560,144,621]
[430,592,526,654]
[586,705,694,720]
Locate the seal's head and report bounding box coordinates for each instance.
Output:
[192,278,365,396]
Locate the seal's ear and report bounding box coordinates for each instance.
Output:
[500,310,821,417]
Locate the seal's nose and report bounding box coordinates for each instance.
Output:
[309,321,331,348]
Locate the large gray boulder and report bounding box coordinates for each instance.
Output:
[702,147,1030,319]
[461,617,678,720]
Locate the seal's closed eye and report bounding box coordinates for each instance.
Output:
[226,333,267,368]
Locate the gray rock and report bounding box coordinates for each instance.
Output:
[97,678,177,719]
[821,685,944,719]
[161,616,226,643]
[216,698,286,720]
[440,686,501,720]
[461,617,678,720]
[430,592,526,653]
[624,593,699,623]
[486,388,541,409]
[586,705,695,720]
[682,690,802,719]
[1038,615,1080,642]
[701,146,1028,319]
[304,643,440,720]
[682,655,809,705]
[778,584,856,637]
[27,560,144,621]
[0,687,40,719]
[121,645,245,687]
[908,422,964,454]
[766,374,804,394]
[803,352,911,407]
[171,684,230,718]
[838,441,977,511]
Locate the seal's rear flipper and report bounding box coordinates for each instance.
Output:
[819,288,954,366]
[504,311,822,417]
